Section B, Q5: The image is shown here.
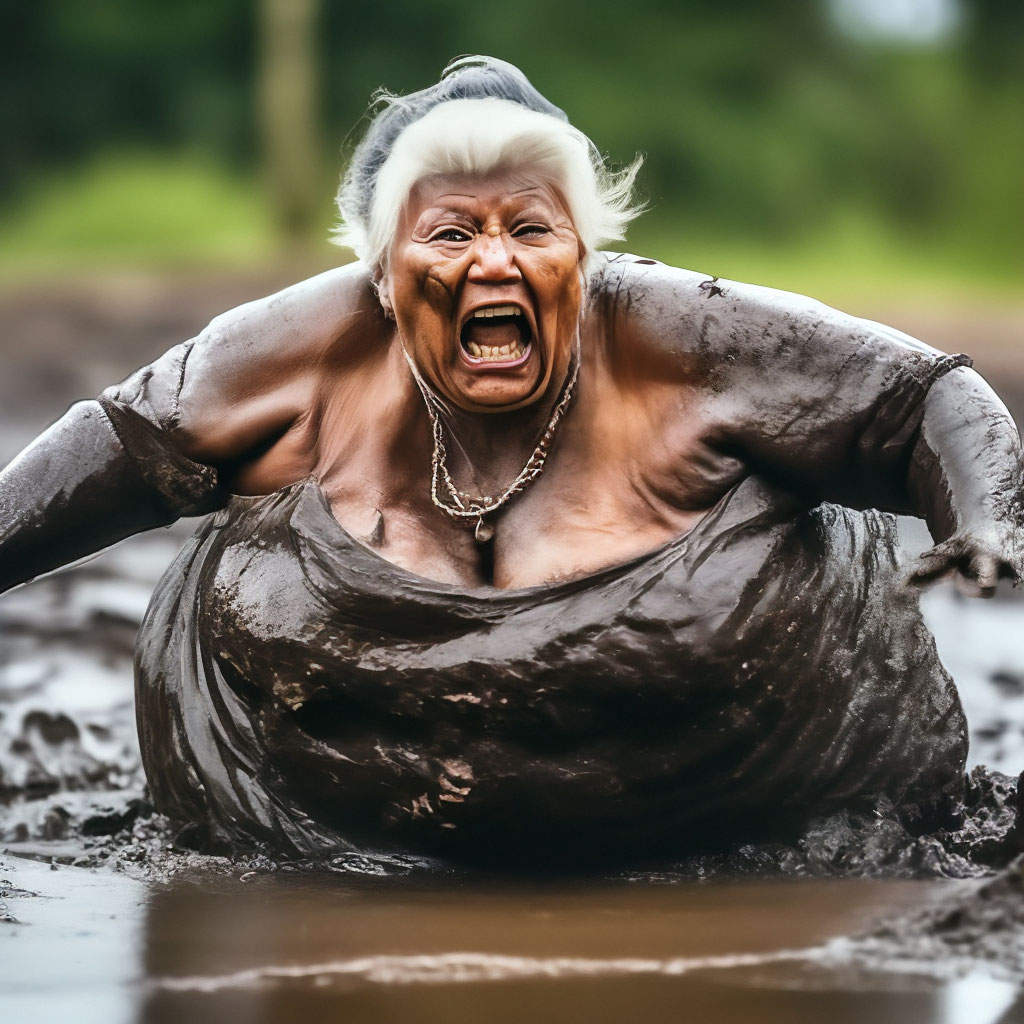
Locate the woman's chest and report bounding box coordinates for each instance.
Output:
[317,394,743,589]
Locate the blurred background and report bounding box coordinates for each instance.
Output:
[2,0,1022,437]
[1,0,1023,821]
[2,0,1022,296]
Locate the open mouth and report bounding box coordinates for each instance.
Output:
[459,303,533,365]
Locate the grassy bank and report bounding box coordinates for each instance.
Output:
[0,152,1021,311]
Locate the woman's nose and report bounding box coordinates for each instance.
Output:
[467,230,521,282]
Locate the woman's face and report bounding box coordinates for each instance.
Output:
[379,169,584,413]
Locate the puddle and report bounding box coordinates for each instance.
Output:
[4,854,1024,1024]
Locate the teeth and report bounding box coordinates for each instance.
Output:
[464,304,528,361]
[467,341,527,361]
[471,304,520,319]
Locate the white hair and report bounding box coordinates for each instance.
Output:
[333,97,643,273]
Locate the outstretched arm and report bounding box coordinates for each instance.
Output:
[0,397,225,594]
[907,367,1023,595]
[0,262,382,595]
[605,257,1023,595]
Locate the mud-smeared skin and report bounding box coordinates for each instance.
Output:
[0,253,1022,862]
[595,255,1023,588]
[0,399,223,594]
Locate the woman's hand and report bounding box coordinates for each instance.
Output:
[903,367,1024,599]
[910,527,1022,598]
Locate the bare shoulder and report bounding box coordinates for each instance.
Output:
[99,262,385,466]
[588,252,833,357]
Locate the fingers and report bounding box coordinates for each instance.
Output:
[969,553,1000,598]
[909,532,1019,598]
[907,538,1015,597]
[908,540,960,586]
[909,555,950,585]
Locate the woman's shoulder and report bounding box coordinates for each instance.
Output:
[198,260,384,365]
[589,252,836,334]
[104,261,388,464]
[587,252,942,365]
[183,262,387,419]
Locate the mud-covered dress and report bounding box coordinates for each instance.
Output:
[133,469,966,861]
[3,263,1018,863]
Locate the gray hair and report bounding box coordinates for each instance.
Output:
[333,57,643,273]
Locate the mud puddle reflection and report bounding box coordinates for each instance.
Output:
[4,855,1022,1024]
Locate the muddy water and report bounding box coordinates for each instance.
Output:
[3,854,1022,1024]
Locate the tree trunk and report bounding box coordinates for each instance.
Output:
[257,0,322,245]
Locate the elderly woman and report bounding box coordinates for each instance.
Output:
[1,57,1021,863]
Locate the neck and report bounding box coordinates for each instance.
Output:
[442,398,557,496]
[407,341,578,503]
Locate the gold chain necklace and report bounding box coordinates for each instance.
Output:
[402,341,580,543]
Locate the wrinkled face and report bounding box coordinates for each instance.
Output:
[379,169,585,412]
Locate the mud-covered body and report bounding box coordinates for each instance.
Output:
[0,256,1019,859]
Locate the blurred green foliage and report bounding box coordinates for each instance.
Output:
[2,0,1022,298]
[0,151,271,267]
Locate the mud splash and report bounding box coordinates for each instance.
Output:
[2,764,1021,886]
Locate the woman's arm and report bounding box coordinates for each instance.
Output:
[604,256,1023,593]
[0,262,382,594]
[0,398,225,594]
[906,367,1023,594]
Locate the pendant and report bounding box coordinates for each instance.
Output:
[474,516,495,544]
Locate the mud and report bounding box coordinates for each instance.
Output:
[5,840,1024,1024]
[841,854,1024,982]
[3,763,1023,887]
[2,273,1024,1022]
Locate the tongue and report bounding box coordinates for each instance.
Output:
[463,320,523,351]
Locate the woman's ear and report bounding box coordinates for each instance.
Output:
[373,267,396,321]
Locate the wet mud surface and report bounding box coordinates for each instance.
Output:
[5,849,1024,1024]
[1,273,1023,1021]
